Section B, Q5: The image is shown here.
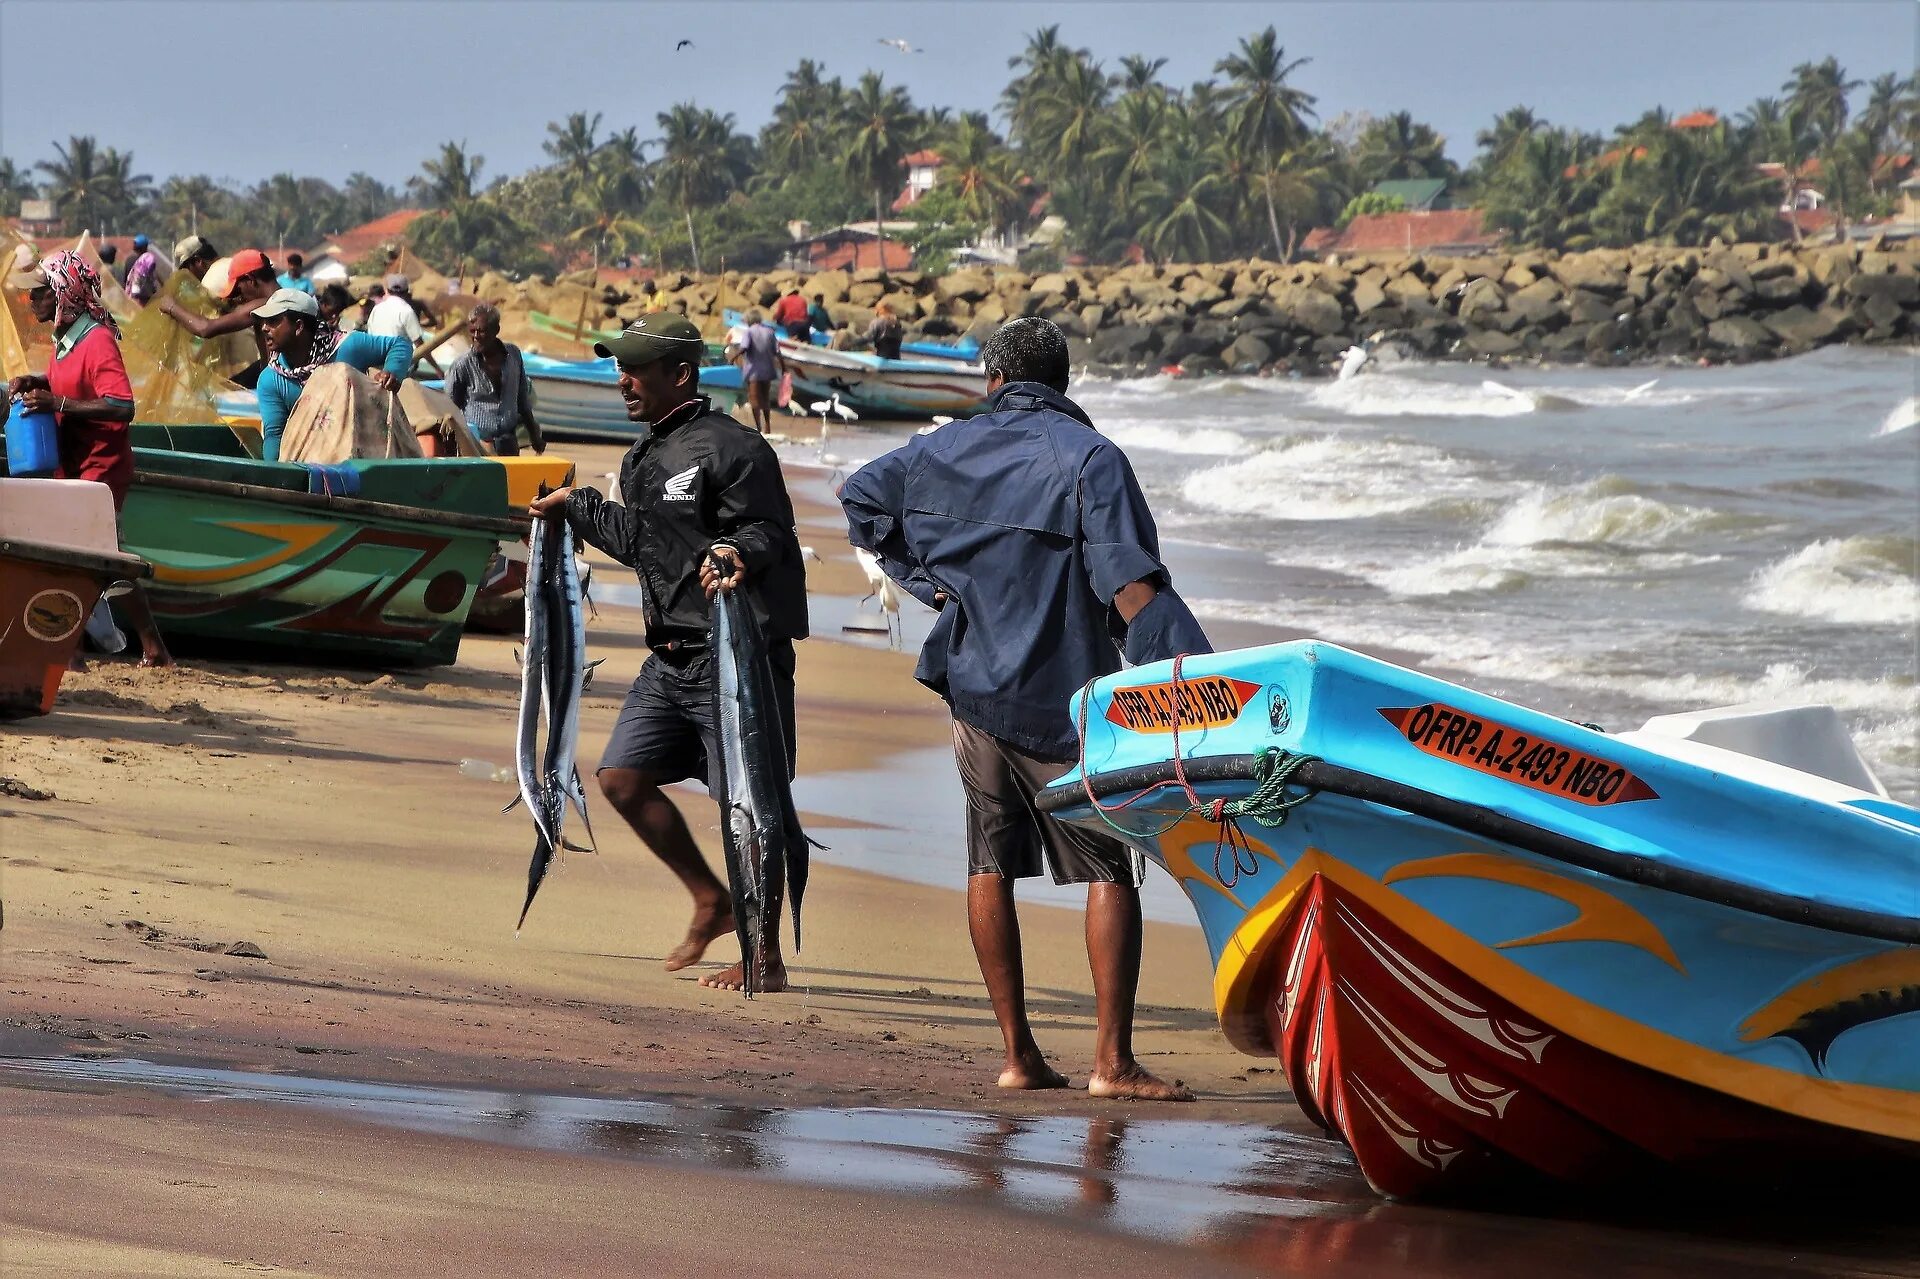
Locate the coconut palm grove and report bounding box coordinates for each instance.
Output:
[3,30,1915,273]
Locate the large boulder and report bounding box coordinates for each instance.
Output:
[1383,273,1431,306]
[809,269,852,303]
[1565,288,1614,325]
[1093,276,1133,306]
[1222,333,1273,370]
[847,281,887,307]
[970,294,1008,327]
[933,269,993,304]
[1845,271,1919,305]
[1507,277,1565,325]
[1550,255,1626,294]
[1351,276,1388,315]
[1455,277,1506,324]
[1268,282,1346,335]
[1462,328,1523,357]
[1762,305,1841,349]
[1090,324,1159,366]
[1705,315,1775,354]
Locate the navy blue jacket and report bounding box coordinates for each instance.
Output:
[840,381,1211,759]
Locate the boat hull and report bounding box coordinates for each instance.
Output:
[524,355,742,442]
[123,450,521,666]
[1038,641,1920,1198]
[0,539,150,717]
[779,344,989,420]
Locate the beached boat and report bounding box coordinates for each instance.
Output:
[0,478,151,716]
[723,308,979,363]
[777,341,989,420]
[1038,640,1920,1199]
[119,438,524,666]
[522,353,742,441]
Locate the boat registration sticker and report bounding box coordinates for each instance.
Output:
[1106,676,1262,734]
[23,589,84,643]
[1378,703,1659,805]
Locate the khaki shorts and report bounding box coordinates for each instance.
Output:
[952,719,1142,886]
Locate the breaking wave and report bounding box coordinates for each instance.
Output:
[1878,396,1918,436]
[1103,420,1250,457]
[1744,536,1920,626]
[1179,434,1498,522]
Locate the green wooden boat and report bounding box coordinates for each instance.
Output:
[122,426,525,666]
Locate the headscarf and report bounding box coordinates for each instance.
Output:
[40,250,119,337]
[269,316,342,384]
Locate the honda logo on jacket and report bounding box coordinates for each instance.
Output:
[662,465,699,502]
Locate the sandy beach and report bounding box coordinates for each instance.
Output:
[0,442,1295,1274]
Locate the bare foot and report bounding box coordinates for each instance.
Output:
[699,955,787,992]
[137,650,175,669]
[997,1056,1069,1090]
[1087,1062,1194,1102]
[663,904,733,972]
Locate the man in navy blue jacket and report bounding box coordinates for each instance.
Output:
[841,318,1211,1101]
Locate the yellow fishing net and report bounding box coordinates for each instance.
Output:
[0,227,52,379]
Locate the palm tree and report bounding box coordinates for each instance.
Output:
[409,141,484,207]
[0,157,34,217]
[1216,26,1317,258]
[1117,54,1168,96]
[1091,90,1173,210]
[1259,136,1347,259]
[36,135,147,233]
[152,175,231,241]
[1353,111,1455,183]
[1142,132,1234,263]
[543,111,603,198]
[1026,54,1111,180]
[1591,121,1773,247]
[1002,25,1086,147]
[1739,96,1814,241]
[1481,128,1602,250]
[341,172,397,225]
[840,71,919,262]
[936,115,1026,232]
[654,103,752,271]
[1857,72,1918,161]
[1474,106,1541,171]
[567,163,655,267]
[765,59,844,177]
[250,172,307,252]
[1784,57,1861,149]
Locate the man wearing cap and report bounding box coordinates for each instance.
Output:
[157,247,275,341]
[252,288,413,461]
[124,234,162,304]
[528,314,810,992]
[367,274,442,377]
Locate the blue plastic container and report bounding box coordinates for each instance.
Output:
[4,397,59,477]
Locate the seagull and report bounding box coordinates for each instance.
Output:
[878,37,922,53]
[675,38,694,50]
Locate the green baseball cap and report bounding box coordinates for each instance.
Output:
[594,313,706,367]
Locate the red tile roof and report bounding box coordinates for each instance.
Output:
[308,209,428,266]
[902,150,943,168]
[1672,109,1720,130]
[1306,209,1502,256]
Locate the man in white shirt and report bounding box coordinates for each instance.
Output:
[365,274,439,375]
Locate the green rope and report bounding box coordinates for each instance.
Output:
[1214,748,1321,828]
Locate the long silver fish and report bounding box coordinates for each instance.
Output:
[709,554,814,994]
[514,512,596,931]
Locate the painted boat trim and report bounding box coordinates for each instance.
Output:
[1201,852,1920,1145]
[131,471,529,538]
[0,538,150,580]
[1037,755,1920,945]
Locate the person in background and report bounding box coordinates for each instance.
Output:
[277,252,316,296]
[98,242,118,282]
[171,235,217,283]
[158,246,274,340]
[771,285,810,342]
[446,302,544,456]
[736,308,780,434]
[367,274,441,376]
[641,279,665,313]
[807,293,834,340]
[5,252,173,667]
[317,282,356,330]
[251,288,411,462]
[526,314,810,993]
[841,317,1210,1102]
[123,234,162,305]
[866,299,904,360]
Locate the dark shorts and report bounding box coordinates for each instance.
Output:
[782,322,811,342]
[599,641,797,790]
[746,378,773,410]
[952,719,1141,886]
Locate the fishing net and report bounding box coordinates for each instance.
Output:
[0,228,51,379]
[395,378,486,457]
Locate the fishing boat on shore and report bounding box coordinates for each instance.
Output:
[777,341,989,420]
[1038,640,1920,1199]
[522,353,742,441]
[0,478,151,716]
[116,433,526,666]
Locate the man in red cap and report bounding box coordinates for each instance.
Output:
[155,248,281,385]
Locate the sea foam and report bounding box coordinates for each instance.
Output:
[1744,536,1920,627]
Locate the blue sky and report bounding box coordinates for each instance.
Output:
[1,0,1910,190]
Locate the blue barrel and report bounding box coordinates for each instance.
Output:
[4,398,60,477]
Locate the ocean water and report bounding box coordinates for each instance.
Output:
[798,346,1919,803]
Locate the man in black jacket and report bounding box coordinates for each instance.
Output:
[530,315,809,991]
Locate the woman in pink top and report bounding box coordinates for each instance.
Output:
[8,251,173,666]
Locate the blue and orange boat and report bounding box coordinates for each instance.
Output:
[1038,641,1919,1199]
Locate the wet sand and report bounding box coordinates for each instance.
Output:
[4,440,1915,1276]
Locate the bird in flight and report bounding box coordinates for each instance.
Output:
[878,37,921,53]
[675,38,694,50]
